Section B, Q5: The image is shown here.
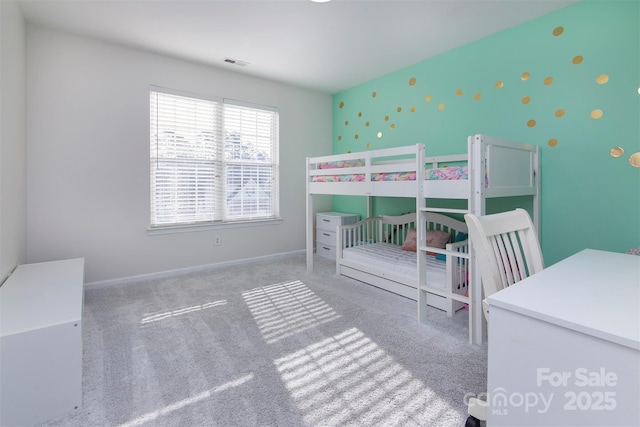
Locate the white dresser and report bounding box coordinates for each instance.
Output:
[0,258,85,426]
[316,212,359,259]
[486,249,639,426]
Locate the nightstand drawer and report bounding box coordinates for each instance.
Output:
[317,229,336,246]
[316,243,336,259]
[316,215,343,231]
[316,212,359,231]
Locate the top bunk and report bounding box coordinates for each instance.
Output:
[306,134,539,200]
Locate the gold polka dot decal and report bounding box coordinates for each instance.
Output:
[597,74,609,85]
[409,77,417,86]
[474,93,482,101]
[358,112,362,117]
[610,147,624,158]
[410,106,416,112]
[377,132,382,138]
[527,119,537,128]
[338,135,342,141]
[495,81,504,89]
[456,89,463,96]
[555,109,565,118]
[548,138,558,147]
[521,72,530,81]
[397,106,402,113]
[365,121,370,127]
[355,134,359,139]
[572,55,583,64]
[384,115,390,121]
[544,76,554,86]
[366,143,371,149]
[344,120,349,126]
[522,96,531,104]
[630,153,640,167]
[425,95,432,102]
[339,101,344,108]
[591,109,603,119]
[372,91,377,98]
[438,103,445,110]
[553,26,564,37]
[390,124,395,129]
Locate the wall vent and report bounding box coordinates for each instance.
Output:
[224,57,249,67]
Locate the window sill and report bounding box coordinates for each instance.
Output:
[147,218,283,235]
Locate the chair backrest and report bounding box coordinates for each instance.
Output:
[464,208,544,320]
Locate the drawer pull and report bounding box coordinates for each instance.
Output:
[322,246,330,250]
[322,219,331,222]
[322,233,330,236]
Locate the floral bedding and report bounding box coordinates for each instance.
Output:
[317,159,366,169]
[312,165,469,183]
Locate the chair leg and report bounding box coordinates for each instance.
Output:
[465,415,481,427]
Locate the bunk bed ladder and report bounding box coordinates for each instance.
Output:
[417,136,486,345]
[468,135,487,345]
[415,144,477,338]
[416,144,427,324]
[417,206,473,336]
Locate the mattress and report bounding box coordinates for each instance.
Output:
[311,165,468,183]
[341,242,448,290]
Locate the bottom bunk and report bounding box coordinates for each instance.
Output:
[336,213,469,316]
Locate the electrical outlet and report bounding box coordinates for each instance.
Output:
[214,236,221,246]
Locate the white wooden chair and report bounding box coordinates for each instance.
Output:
[463,208,544,427]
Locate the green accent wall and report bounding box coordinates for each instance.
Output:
[331,0,640,265]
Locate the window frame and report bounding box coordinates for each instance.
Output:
[148,86,281,234]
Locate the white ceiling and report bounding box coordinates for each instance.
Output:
[18,0,580,94]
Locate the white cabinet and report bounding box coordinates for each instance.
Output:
[486,250,639,426]
[0,258,85,427]
[316,212,359,259]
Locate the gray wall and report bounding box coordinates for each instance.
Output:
[27,25,332,283]
[0,0,28,282]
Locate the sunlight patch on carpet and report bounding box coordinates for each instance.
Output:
[116,373,253,427]
[274,327,452,425]
[243,280,341,343]
[140,300,227,324]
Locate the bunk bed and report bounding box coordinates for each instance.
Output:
[305,134,540,344]
[337,212,470,317]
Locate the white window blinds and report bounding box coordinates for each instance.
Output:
[150,88,279,228]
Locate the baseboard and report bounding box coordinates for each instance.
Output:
[85,250,306,289]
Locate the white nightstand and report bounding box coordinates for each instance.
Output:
[316,212,359,259]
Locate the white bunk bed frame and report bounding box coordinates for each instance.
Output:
[305,134,540,345]
[337,212,470,316]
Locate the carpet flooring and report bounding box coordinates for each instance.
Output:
[40,253,487,427]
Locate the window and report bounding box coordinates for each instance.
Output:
[150,87,279,229]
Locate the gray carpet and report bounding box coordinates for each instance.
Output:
[41,253,487,427]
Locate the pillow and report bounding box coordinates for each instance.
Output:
[454,232,468,243]
[401,229,450,253]
[436,232,468,261]
[401,228,417,252]
[426,230,451,255]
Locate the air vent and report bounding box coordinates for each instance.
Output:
[224,57,249,67]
